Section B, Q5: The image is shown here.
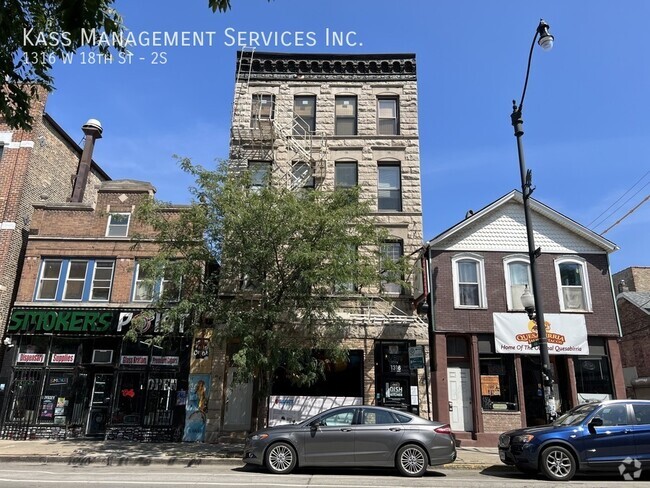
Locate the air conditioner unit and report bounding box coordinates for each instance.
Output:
[92,349,114,364]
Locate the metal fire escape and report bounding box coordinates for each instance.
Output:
[229,49,327,190]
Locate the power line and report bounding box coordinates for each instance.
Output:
[601,193,650,235]
[588,170,649,228]
[593,180,650,233]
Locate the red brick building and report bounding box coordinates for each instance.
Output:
[0,92,109,415]
[1,180,190,441]
[423,191,625,446]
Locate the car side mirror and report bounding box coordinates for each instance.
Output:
[310,419,323,430]
[588,417,603,433]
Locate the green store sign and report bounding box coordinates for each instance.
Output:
[8,309,159,335]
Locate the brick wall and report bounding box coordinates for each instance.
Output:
[430,250,620,336]
[482,410,522,432]
[613,267,650,292]
[618,298,650,378]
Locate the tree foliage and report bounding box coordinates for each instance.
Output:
[136,159,403,392]
[0,0,254,130]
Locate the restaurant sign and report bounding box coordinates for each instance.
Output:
[8,308,163,335]
[493,313,589,355]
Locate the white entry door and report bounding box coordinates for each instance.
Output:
[223,367,253,431]
[447,367,473,432]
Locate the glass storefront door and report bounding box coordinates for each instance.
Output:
[86,373,113,436]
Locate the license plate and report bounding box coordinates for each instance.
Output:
[499,450,506,462]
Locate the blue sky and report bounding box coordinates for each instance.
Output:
[44,0,649,273]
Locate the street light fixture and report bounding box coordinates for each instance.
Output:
[511,19,557,423]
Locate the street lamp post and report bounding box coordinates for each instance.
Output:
[511,19,557,423]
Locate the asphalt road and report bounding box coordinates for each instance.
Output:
[0,462,649,487]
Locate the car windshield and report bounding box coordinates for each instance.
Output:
[552,403,599,426]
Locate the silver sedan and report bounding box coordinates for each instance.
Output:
[243,405,456,476]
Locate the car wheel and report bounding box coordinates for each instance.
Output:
[396,444,428,477]
[540,446,576,481]
[265,442,297,474]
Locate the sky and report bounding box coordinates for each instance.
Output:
[43,0,650,273]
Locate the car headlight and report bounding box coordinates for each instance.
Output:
[250,433,269,441]
[512,434,534,444]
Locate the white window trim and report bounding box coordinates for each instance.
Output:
[90,261,115,302]
[105,213,131,237]
[451,253,488,309]
[503,255,532,311]
[132,262,153,302]
[554,256,592,312]
[35,259,62,300]
[61,260,88,301]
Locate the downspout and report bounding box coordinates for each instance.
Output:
[606,254,623,338]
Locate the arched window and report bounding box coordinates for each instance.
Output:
[554,257,592,312]
[503,255,532,311]
[451,253,487,308]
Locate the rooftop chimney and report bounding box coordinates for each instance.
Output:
[618,280,630,294]
[70,118,103,203]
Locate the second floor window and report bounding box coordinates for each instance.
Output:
[555,258,591,311]
[106,213,130,237]
[291,162,314,189]
[377,97,399,135]
[293,95,316,135]
[504,257,531,311]
[249,161,272,189]
[380,241,403,294]
[378,163,401,211]
[36,259,115,301]
[132,262,181,302]
[335,96,357,135]
[335,161,358,189]
[452,254,487,308]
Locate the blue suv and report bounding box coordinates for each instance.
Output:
[499,400,650,481]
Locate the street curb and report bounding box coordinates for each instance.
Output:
[0,455,515,470]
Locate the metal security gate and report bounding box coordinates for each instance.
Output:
[1,369,44,439]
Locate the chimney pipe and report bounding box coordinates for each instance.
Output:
[70,118,102,203]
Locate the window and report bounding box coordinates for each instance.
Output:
[597,404,629,426]
[335,245,357,293]
[36,259,114,302]
[291,162,314,189]
[452,254,487,308]
[504,256,532,310]
[378,163,401,211]
[575,338,613,402]
[335,161,358,188]
[381,241,403,294]
[555,258,591,311]
[36,260,62,300]
[479,335,518,410]
[112,372,145,424]
[362,408,396,425]
[250,93,274,128]
[320,408,356,427]
[249,160,271,189]
[293,95,316,135]
[106,213,130,237]
[335,96,357,135]
[633,404,650,425]
[377,97,399,135]
[132,262,180,302]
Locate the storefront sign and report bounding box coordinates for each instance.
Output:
[151,356,179,366]
[408,346,425,369]
[8,308,167,335]
[120,355,148,365]
[17,353,45,363]
[481,375,501,396]
[493,313,589,355]
[51,353,75,364]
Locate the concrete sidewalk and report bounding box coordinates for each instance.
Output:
[0,439,508,470]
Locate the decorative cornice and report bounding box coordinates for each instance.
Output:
[236,51,416,82]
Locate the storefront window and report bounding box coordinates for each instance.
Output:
[575,337,613,402]
[50,338,81,365]
[39,371,75,424]
[7,369,43,422]
[479,356,518,410]
[112,372,145,424]
[145,373,178,426]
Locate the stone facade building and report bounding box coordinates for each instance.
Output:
[204,51,427,439]
[423,191,625,447]
[0,92,109,413]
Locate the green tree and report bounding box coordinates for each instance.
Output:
[136,159,405,428]
[0,0,250,130]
